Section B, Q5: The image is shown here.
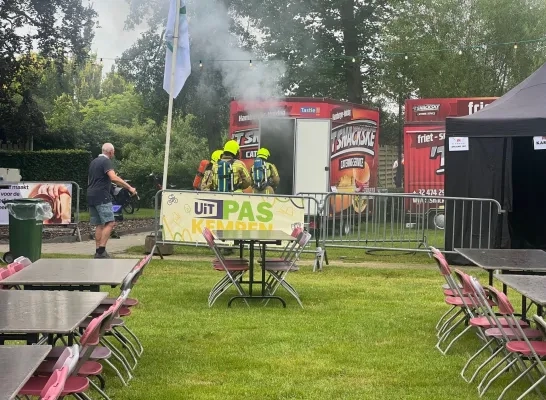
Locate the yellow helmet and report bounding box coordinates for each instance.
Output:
[211,149,223,163]
[223,140,240,156]
[257,148,270,159]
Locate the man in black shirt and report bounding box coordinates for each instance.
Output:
[87,143,136,258]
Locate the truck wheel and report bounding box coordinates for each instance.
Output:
[428,211,445,230]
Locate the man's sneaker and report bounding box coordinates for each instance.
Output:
[94,251,112,259]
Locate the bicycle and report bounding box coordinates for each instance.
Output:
[112,180,139,214]
[141,173,176,209]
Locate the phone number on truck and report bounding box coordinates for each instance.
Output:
[411,189,445,204]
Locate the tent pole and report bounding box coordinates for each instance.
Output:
[496,138,508,248]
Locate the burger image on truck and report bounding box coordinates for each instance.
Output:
[404,97,498,229]
[229,97,380,235]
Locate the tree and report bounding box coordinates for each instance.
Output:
[119,114,209,191]
[381,0,546,100]
[0,0,97,143]
[42,93,82,149]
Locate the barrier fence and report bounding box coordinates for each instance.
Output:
[318,192,503,254]
[152,190,504,263]
[0,181,82,241]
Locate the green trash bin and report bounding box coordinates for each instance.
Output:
[3,198,53,263]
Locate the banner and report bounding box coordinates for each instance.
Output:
[163,0,191,98]
[0,182,73,225]
[161,192,305,243]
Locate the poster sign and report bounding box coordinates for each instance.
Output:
[448,137,469,152]
[0,182,73,225]
[161,192,305,243]
[533,136,546,150]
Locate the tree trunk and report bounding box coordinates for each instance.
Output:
[340,0,363,104]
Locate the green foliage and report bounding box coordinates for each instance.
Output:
[382,0,546,98]
[0,1,97,137]
[0,150,92,207]
[119,114,209,191]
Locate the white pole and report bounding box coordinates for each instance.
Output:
[162,0,181,190]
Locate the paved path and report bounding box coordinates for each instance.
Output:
[0,233,150,257]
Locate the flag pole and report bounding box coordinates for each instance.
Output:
[162,0,181,190]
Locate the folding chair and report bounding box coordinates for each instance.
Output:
[457,273,534,384]
[19,345,91,399]
[202,227,249,307]
[259,226,303,264]
[98,254,153,308]
[430,247,465,335]
[263,231,312,308]
[430,247,479,354]
[262,230,305,289]
[477,287,546,399]
[37,309,115,400]
[40,366,69,400]
[81,289,138,381]
[14,256,32,267]
[93,261,149,357]
[0,268,11,289]
[48,290,134,387]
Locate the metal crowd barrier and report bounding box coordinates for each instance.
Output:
[0,181,82,241]
[150,189,504,264]
[319,192,503,254]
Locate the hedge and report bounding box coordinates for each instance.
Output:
[0,150,92,209]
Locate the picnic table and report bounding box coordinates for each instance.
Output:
[213,230,297,307]
[0,258,139,291]
[0,345,51,400]
[495,274,546,321]
[0,290,107,345]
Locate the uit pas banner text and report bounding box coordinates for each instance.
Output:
[161,192,305,243]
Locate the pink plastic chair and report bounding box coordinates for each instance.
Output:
[7,261,24,274]
[14,256,32,267]
[40,366,69,400]
[259,226,304,264]
[476,286,546,399]
[19,345,90,399]
[264,231,312,308]
[203,227,249,307]
[456,272,534,384]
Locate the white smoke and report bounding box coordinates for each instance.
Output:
[91,0,148,74]
[189,0,286,100]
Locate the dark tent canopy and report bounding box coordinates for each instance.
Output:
[445,62,546,260]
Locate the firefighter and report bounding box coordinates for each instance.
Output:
[250,148,280,194]
[208,140,251,192]
[200,149,223,191]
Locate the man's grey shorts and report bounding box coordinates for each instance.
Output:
[89,203,115,226]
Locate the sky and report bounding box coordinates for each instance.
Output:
[90,0,147,74]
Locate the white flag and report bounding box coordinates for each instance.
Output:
[163,0,191,98]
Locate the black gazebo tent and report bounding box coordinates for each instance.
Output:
[445,62,546,259]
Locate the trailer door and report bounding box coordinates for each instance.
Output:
[259,118,296,195]
[294,119,331,195]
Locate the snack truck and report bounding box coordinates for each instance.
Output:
[404,97,498,227]
[229,97,380,234]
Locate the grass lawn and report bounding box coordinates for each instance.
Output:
[125,243,435,264]
[78,208,155,222]
[85,259,540,400]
